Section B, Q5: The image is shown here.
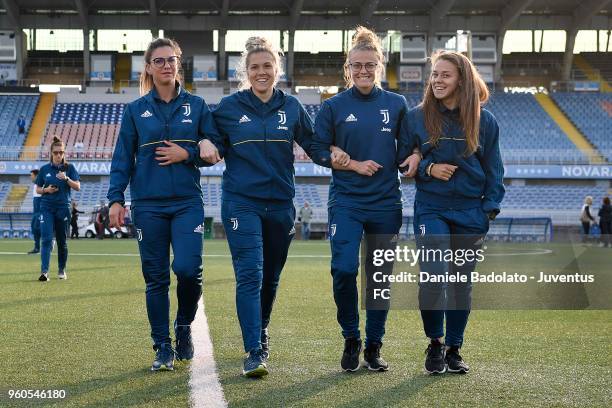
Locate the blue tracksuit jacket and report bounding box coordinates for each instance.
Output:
[310,86,410,210]
[36,162,80,208]
[402,104,505,213]
[107,85,219,206]
[208,88,315,205]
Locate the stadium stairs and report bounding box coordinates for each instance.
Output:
[386,63,398,89]
[2,185,29,212]
[573,54,612,92]
[21,93,56,160]
[113,54,131,93]
[534,93,605,164]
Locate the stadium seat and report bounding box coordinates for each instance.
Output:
[551,93,612,161]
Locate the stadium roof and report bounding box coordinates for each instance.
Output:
[0,0,610,31]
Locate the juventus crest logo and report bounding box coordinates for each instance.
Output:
[278,110,286,125]
[380,109,389,124]
[230,218,239,231]
[136,228,143,241]
[182,103,191,116]
[419,224,426,236]
[330,223,337,237]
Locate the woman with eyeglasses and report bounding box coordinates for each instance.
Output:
[310,26,420,372]
[107,38,219,371]
[35,136,80,282]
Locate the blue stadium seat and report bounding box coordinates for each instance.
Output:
[551,93,612,161]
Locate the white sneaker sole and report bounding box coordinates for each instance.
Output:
[343,362,361,372]
[425,364,447,375]
[363,360,389,371]
[447,366,469,374]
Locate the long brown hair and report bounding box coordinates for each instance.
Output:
[343,26,385,89]
[49,136,67,165]
[421,50,489,156]
[139,38,184,96]
[237,36,284,90]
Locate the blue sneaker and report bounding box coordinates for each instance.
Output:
[151,343,175,371]
[174,321,194,361]
[242,349,268,378]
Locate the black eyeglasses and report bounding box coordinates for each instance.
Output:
[349,62,378,73]
[151,56,180,68]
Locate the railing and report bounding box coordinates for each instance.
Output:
[501,149,609,165]
[0,79,41,89]
[0,146,608,165]
[550,80,608,93]
[27,58,83,69]
[0,146,115,161]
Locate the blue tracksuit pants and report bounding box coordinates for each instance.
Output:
[414,202,489,348]
[132,201,204,347]
[328,206,402,347]
[31,212,41,251]
[222,199,295,353]
[40,205,70,273]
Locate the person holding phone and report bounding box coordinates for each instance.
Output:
[35,136,80,281]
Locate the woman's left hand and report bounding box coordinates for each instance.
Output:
[155,140,189,166]
[330,146,350,167]
[399,153,421,177]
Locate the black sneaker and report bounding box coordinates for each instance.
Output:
[175,322,194,361]
[242,349,268,378]
[261,328,270,360]
[151,343,175,371]
[38,272,49,282]
[424,339,446,374]
[341,337,362,372]
[445,347,470,374]
[363,342,389,371]
[27,248,40,254]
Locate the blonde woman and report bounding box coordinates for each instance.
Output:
[310,26,420,372]
[580,195,595,242]
[199,37,349,377]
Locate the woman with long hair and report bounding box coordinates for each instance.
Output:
[403,50,504,374]
[310,26,420,372]
[35,136,81,281]
[199,36,349,377]
[107,38,219,371]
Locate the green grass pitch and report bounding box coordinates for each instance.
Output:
[0,239,610,407]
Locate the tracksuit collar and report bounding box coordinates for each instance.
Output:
[146,81,186,105]
[437,101,460,115]
[350,85,381,100]
[237,87,286,114]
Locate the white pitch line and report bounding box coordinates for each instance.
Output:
[0,251,331,258]
[0,249,554,258]
[189,298,227,408]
